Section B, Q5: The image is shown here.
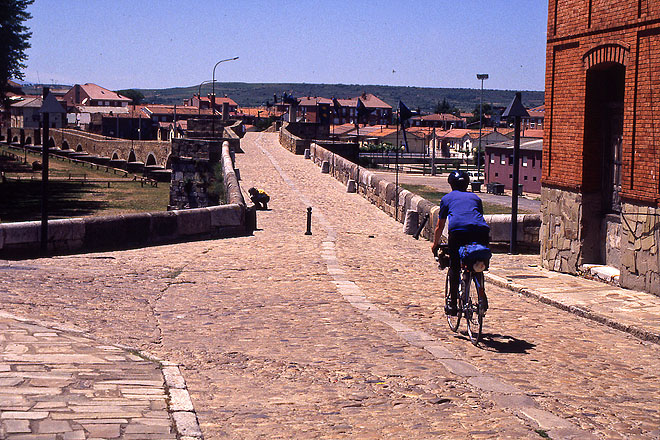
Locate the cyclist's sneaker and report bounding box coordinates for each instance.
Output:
[444,304,459,316]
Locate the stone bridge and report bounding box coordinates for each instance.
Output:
[2,127,171,168]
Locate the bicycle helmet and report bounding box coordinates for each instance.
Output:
[448,170,470,191]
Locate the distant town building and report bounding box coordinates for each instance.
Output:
[185,95,238,114]
[63,83,131,108]
[410,113,466,129]
[540,0,660,294]
[486,138,543,194]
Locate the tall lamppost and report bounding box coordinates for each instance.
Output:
[211,56,239,137]
[476,73,489,182]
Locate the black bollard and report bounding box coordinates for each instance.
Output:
[305,207,313,235]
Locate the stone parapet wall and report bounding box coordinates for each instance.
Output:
[309,142,540,249]
[620,202,660,295]
[222,141,244,206]
[0,141,248,259]
[0,204,245,259]
[279,124,309,155]
[540,186,583,273]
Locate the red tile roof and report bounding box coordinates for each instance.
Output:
[299,96,333,106]
[412,113,464,122]
[197,95,238,106]
[358,93,391,109]
[143,105,211,116]
[77,83,131,102]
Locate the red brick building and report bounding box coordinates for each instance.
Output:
[540,0,660,294]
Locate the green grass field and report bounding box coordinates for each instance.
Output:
[0,145,169,223]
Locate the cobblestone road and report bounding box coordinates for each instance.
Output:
[0,132,658,439]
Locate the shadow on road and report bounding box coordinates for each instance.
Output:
[479,333,536,353]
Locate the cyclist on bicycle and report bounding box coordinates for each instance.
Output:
[431,170,490,316]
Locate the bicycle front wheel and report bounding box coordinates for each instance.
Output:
[465,273,483,345]
[445,270,461,332]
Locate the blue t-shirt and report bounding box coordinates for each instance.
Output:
[439,190,490,233]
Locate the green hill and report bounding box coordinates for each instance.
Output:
[20,82,544,113]
[137,82,544,113]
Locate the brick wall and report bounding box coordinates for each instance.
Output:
[542,0,660,294]
[544,0,660,204]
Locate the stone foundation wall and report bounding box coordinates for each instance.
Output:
[169,139,223,209]
[620,202,660,295]
[540,186,583,273]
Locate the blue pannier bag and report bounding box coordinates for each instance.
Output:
[459,243,492,271]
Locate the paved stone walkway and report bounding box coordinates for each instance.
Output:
[486,254,660,344]
[0,312,177,439]
[0,132,658,439]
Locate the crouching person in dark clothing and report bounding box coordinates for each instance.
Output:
[248,187,270,210]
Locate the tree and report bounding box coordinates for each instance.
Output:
[0,0,34,109]
[468,102,493,125]
[434,98,461,116]
[116,89,145,105]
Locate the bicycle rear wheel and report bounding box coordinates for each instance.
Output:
[445,270,461,332]
[465,272,483,345]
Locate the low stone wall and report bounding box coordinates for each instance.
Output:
[309,143,540,249]
[0,143,248,259]
[279,123,309,155]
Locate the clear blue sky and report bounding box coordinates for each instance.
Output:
[23,1,548,91]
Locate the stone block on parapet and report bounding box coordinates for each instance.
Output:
[83,213,151,250]
[47,218,85,252]
[175,208,211,237]
[410,194,424,211]
[346,179,357,193]
[149,211,178,242]
[398,190,412,212]
[208,204,243,227]
[0,221,40,247]
[384,182,397,205]
[321,161,330,173]
[403,210,419,235]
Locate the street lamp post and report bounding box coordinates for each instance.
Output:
[502,92,530,254]
[476,73,488,182]
[211,56,239,137]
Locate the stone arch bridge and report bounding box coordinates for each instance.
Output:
[2,127,171,168]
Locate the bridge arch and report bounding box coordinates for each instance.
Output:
[62,140,70,150]
[145,153,157,166]
[76,144,84,152]
[165,154,173,169]
[12,136,18,143]
[111,151,120,160]
[128,150,137,163]
[48,137,56,149]
[25,136,32,145]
